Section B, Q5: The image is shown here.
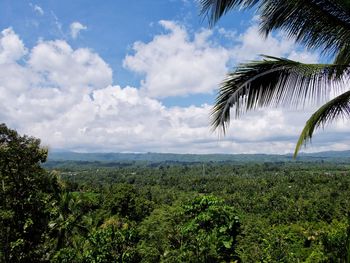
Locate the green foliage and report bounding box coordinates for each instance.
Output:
[51,247,80,263]
[82,225,140,263]
[49,192,91,252]
[210,57,345,133]
[103,184,154,222]
[2,124,350,262]
[178,195,240,262]
[294,90,350,157]
[53,161,350,262]
[260,224,324,262]
[321,220,348,261]
[137,205,183,262]
[138,195,240,262]
[0,124,60,262]
[200,0,350,155]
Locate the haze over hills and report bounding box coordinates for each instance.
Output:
[47,150,350,164]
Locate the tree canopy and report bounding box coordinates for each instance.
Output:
[0,124,60,262]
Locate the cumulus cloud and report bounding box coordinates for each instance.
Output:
[0,28,27,63]
[124,21,319,100]
[124,20,231,98]
[70,22,87,39]
[0,25,348,154]
[230,24,319,63]
[29,40,112,88]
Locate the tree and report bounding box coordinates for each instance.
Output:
[138,195,240,262]
[81,224,140,263]
[0,124,60,262]
[50,192,88,253]
[200,0,350,156]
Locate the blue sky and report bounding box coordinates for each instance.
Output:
[0,0,349,154]
[0,0,253,105]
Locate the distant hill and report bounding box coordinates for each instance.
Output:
[47,150,350,164]
[300,150,350,158]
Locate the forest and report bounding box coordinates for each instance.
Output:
[1,124,350,262]
[4,0,350,261]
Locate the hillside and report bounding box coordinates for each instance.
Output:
[48,150,350,164]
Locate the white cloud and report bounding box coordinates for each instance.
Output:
[34,5,44,15]
[0,25,349,154]
[124,21,319,100]
[230,24,319,63]
[0,28,27,63]
[218,28,236,39]
[29,40,112,89]
[70,22,87,39]
[51,11,64,37]
[287,50,319,64]
[124,20,231,98]
[30,3,44,15]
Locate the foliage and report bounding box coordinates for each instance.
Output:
[2,124,350,262]
[200,0,350,156]
[179,195,240,262]
[82,224,140,263]
[103,184,154,222]
[55,160,350,262]
[0,124,60,262]
[138,195,240,262]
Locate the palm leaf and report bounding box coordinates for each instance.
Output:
[200,0,350,59]
[294,90,350,157]
[259,0,350,58]
[200,0,259,25]
[211,56,348,133]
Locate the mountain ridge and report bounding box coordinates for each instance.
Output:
[47,150,350,163]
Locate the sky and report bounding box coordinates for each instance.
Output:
[1,0,350,154]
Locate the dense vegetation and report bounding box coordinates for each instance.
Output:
[2,124,350,262]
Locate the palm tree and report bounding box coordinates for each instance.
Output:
[200,0,350,157]
[50,192,89,250]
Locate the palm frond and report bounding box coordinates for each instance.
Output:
[200,0,259,25]
[211,56,349,134]
[200,0,350,57]
[259,0,350,57]
[294,90,350,157]
[334,44,350,65]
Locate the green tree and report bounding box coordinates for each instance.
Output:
[200,0,350,156]
[50,192,88,252]
[178,195,241,262]
[103,184,154,222]
[0,124,60,262]
[138,195,240,262]
[82,224,140,263]
[49,191,104,261]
